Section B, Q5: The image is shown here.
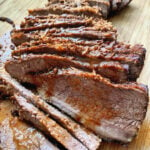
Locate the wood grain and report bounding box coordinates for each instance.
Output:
[0,0,150,150]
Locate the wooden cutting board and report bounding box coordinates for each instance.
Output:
[0,0,150,149]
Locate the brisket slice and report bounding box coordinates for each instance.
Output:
[6,54,129,83]
[13,94,88,150]
[5,65,148,143]
[45,0,131,18]
[0,116,59,150]
[46,0,110,18]
[11,14,116,45]
[0,71,101,150]
[9,11,145,82]
[10,37,146,82]
[29,3,102,18]
[13,27,116,41]
[0,81,59,150]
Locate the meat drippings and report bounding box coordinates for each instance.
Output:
[0,100,57,150]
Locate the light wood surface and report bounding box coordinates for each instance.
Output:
[0,0,150,150]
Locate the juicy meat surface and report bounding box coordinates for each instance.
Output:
[10,12,145,83]
[5,64,148,143]
[30,0,104,18]
[46,0,110,18]
[0,100,59,150]
[0,70,101,150]
[12,14,116,46]
[1,0,148,147]
[45,0,132,18]
[14,94,88,150]
[7,54,130,83]
[11,35,146,82]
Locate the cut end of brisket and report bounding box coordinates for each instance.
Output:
[0,0,148,148]
[9,11,145,83]
[4,60,148,143]
[0,70,101,150]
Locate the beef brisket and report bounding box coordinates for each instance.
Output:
[0,71,101,150]
[10,38,145,82]
[46,0,110,18]
[0,117,59,150]
[12,14,116,45]
[0,96,60,150]
[7,54,130,83]
[1,75,88,150]
[1,0,148,148]
[14,94,88,150]
[29,1,103,18]
[5,62,148,143]
[45,0,132,18]
[9,12,145,83]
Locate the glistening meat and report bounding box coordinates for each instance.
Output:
[5,64,148,143]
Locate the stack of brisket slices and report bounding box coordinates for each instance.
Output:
[0,0,149,149]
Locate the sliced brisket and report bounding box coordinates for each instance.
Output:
[45,0,132,18]
[14,94,88,150]
[0,71,101,150]
[29,1,104,18]
[0,117,59,150]
[5,63,148,143]
[11,14,116,46]
[1,0,148,147]
[0,95,59,150]
[7,54,130,83]
[9,12,145,83]
[46,0,110,18]
[9,40,146,83]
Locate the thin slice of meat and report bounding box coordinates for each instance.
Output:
[11,14,116,45]
[14,27,116,41]
[0,117,59,150]
[20,14,115,32]
[5,66,148,143]
[7,54,129,83]
[46,0,131,17]
[10,39,146,82]
[13,94,88,150]
[46,0,110,18]
[0,98,60,150]
[0,71,101,150]
[21,14,92,29]
[0,119,16,150]
[29,4,102,18]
